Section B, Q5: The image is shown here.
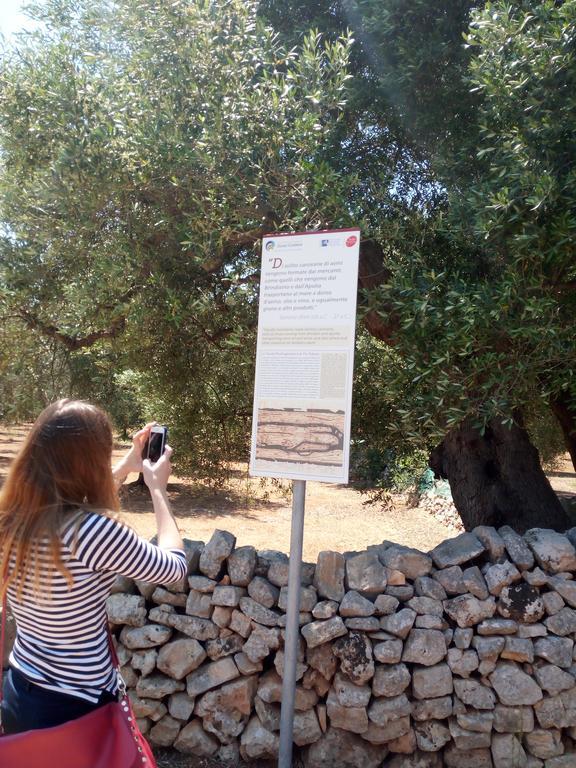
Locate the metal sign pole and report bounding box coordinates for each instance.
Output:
[278,479,306,768]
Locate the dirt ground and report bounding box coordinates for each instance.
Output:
[1,424,575,560]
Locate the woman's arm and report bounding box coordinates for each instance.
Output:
[112,423,155,488]
[142,446,184,551]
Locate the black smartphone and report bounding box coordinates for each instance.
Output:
[145,425,168,463]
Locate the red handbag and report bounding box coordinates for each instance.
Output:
[0,597,157,768]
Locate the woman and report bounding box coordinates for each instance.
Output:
[0,399,186,734]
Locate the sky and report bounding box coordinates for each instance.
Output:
[0,0,38,42]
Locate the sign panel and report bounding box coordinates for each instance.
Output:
[249,228,360,483]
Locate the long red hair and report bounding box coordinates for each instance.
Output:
[0,399,120,598]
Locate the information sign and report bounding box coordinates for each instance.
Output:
[250,228,360,484]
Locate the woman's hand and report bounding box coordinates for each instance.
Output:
[142,445,173,494]
[112,422,155,486]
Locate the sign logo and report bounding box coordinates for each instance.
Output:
[346,235,358,248]
[321,239,329,247]
[265,240,275,251]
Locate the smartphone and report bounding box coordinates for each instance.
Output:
[145,425,168,463]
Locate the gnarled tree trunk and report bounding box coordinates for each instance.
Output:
[429,417,569,533]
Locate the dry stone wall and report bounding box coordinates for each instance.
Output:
[106,526,576,767]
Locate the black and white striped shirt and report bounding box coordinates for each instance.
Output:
[7,510,187,703]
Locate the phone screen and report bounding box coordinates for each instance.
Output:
[147,429,167,463]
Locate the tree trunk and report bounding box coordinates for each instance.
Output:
[550,392,576,472]
[429,417,569,533]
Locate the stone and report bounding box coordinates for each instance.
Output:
[186,590,213,618]
[412,696,453,722]
[518,623,547,638]
[448,719,492,750]
[381,545,433,580]
[545,757,576,768]
[387,752,442,768]
[372,663,411,698]
[186,657,240,697]
[373,639,403,664]
[212,606,233,628]
[254,696,281,731]
[454,628,474,649]
[267,559,290,587]
[258,670,318,711]
[313,551,346,602]
[415,615,445,630]
[444,745,493,768]
[386,585,415,601]
[345,552,387,597]
[333,631,374,685]
[498,583,545,624]
[278,585,318,613]
[151,609,220,642]
[407,597,444,617]
[148,714,182,747]
[128,692,168,720]
[384,567,407,586]
[368,694,412,726]
[151,587,187,608]
[168,692,195,721]
[493,704,534,733]
[188,575,217,593]
[414,576,447,601]
[333,671,371,708]
[501,637,534,663]
[229,609,252,638]
[199,529,236,579]
[380,608,417,639]
[227,545,257,586]
[302,668,331,698]
[431,533,485,569]
[473,636,506,659]
[491,733,527,768]
[535,637,574,668]
[485,561,522,596]
[242,625,280,663]
[447,648,479,677]
[403,629,447,666]
[238,597,279,627]
[414,720,451,752]
[457,711,494,733]
[216,742,240,765]
[255,549,287,577]
[293,709,323,746]
[240,716,279,760]
[524,730,564,760]
[307,642,338,680]
[444,594,496,628]
[463,566,490,600]
[274,650,307,681]
[412,664,453,699]
[489,662,543,706]
[474,526,506,561]
[533,689,576,729]
[136,673,185,700]
[195,675,258,722]
[523,567,549,587]
[120,624,172,649]
[499,526,535,570]
[131,649,157,677]
[234,652,263,676]
[106,594,147,627]
[363,715,411,743]
[478,618,518,635]
[211,585,246,608]
[277,611,313,628]
[545,607,576,636]
[549,575,576,608]
[340,590,376,617]
[381,727,416,754]
[534,664,575,696]
[543,591,565,615]
[454,678,496,710]
[326,690,369,734]
[246,577,279,608]
[313,600,339,619]
[205,633,244,661]
[346,617,381,631]
[433,566,466,595]
[524,529,576,574]
[304,726,385,768]
[174,719,220,756]
[302,616,348,649]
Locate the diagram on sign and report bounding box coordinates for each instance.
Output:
[255,408,345,466]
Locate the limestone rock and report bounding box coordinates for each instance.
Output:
[501,637,534,663]
[199,529,236,579]
[373,639,403,664]
[211,585,246,608]
[106,594,147,627]
[444,594,496,628]
[414,576,447,601]
[313,551,346,602]
[293,709,323,746]
[524,529,576,574]
[493,704,534,733]
[380,608,417,639]
[186,657,240,698]
[278,584,318,613]
[240,716,279,760]
[340,590,376,617]
[227,545,257,586]
[372,663,411,698]
[313,600,340,619]
[151,587,187,608]
[326,689,369,734]
[477,618,518,635]
[524,729,564,760]
[545,607,576,637]
[168,692,195,721]
[131,649,157,677]
[345,552,387,597]
[303,726,385,768]
[431,533,485,569]
[444,745,493,768]
[453,678,496,710]
[267,558,291,587]
[185,590,213,618]
[499,526,535,570]
[447,648,479,677]
[489,662,543,706]
[307,642,338,680]
[205,633,244,661]
[333,631,374,685]
[402,629,447,666]
[302,616,347,649]
[412,696,453,722]
[247,576,279,608]
[534,637,574,668]
[333,671,371,708]
[485,561,522,596]
[534,664,575,696]
[381,545,433,580]
[414,720,451,752]
[474,526,506,561]
[368,693,411,726]
[148,714,181,747]
[136,673,185,700]
[498,583,545,624]
[433,566,466,595]
[120,624,172,649]
[491,732,528,768]
[462,566,489,600]
[412,663,453,699]
[174,719,220,756]
[242,625,280,663]
[407,597,444,617]
[238,597,279,627]
[188,575,217,593]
